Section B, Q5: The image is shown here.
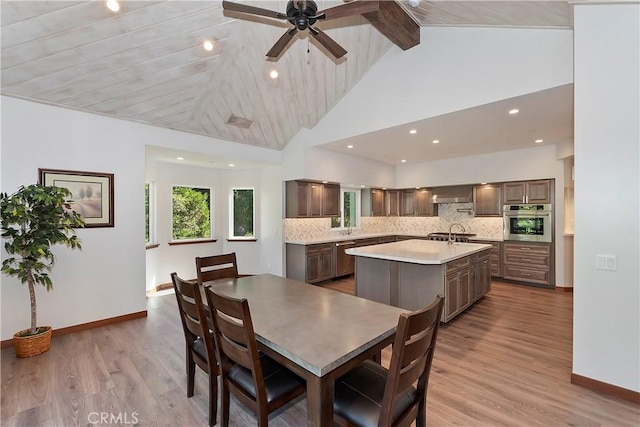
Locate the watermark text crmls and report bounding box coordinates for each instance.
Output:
[88,411,139,425]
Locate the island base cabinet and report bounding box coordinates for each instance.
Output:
[354,249,491,323]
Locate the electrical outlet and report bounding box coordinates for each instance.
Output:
[596,255,617,271]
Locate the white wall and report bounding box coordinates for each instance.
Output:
[1,97,286,340]
[1,97,146,340]
[573,3,640,392]
[303,26,573,146]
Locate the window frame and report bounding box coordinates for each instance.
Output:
[170,184,214,243]
[229,187,256,240]
[145,181,157,247]
[331,187,361,230]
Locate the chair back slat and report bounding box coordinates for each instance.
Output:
[196,253,239,285]
[204,287,267,404]
[379,296,444,427]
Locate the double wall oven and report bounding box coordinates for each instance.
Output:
[503,204,553,243]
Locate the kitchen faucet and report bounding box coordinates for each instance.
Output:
[448,223,466,245]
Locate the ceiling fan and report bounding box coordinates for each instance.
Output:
[222,0,379,59]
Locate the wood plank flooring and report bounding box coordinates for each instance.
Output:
[2,278,639,426]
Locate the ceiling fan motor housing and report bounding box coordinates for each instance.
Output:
[287,0,319,30]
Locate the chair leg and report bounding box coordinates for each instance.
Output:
[257,410,268,427]
[221,379,230,427]
[187,351,196,398]
[416,398,427,427]
[208,373,218,426]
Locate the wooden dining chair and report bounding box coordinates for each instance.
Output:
[333,296,444,427]
[171,272,219,426]
[204,288,306,427]
[196,253,239,285]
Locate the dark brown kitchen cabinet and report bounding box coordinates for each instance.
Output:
[386,190,400,216]
[469,240,502,278]
[401,189,437,216]
[322,183,340,217]
[502,242,553,286]
[286,243,334,284]
[473,184,503,216]
[503,179,552,204]
[361,188,386,216]
[444,256,472,321]
[285,180,340,218]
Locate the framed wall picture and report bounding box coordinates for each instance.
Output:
[39,168,114,227]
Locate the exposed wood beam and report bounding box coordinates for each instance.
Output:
[362,0,420,50]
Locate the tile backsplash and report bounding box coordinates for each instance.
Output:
[285,203,504,241]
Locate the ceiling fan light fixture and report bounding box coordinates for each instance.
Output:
[105,0,120,12]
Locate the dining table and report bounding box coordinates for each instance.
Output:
[201,273,408,427]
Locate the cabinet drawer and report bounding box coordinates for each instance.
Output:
[307,243,333,254]
[446,256,471,274]
[504,242,550,256]
[503,265,550,284]
[504,252,549,266]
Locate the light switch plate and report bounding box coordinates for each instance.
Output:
[596,255,617,271]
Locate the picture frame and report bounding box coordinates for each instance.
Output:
[39,168,114,228]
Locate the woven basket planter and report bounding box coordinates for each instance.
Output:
[13,326,52,358]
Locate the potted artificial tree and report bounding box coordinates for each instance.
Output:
[1,184,85,357]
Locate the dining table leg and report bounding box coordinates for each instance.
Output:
[306,373,333,427]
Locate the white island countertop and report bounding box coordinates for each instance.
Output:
[345,239,492,265]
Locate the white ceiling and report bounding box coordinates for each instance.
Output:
[317,83,574,165]
[1,0,574,165]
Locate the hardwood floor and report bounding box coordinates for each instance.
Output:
[2,277,638,426]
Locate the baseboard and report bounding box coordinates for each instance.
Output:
[571,373,640,404]
[0,310,148,349]
[555,286,574,292]
[155,282,173,292]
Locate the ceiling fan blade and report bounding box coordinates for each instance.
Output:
[316,0,379,21]
[309,26,347,59]
[266,27,299,59]
[222,0,286,20]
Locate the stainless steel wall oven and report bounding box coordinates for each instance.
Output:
[503,204,552,242]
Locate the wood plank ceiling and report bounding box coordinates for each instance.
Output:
[1,1,571,151]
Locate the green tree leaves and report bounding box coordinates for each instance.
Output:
[172,186,211,240]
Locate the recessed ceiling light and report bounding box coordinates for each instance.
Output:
[509,109,519,115]
[382,187,387,190]
[203,40,214,51]
[535,139,544,143]
[269,69,279,79]
[322,181,328,184]
[481,182,487,185]
[401,159,407,163]
[360,185,366,188]
[347,145,354,149]
[176,157,184,160]
[106,0,120,12]
[228,163,235,167]
[432,139,440,144]
[409,129,417,134]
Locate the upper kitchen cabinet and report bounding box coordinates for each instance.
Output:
[503,179,553,204]
[386,190,400,216]
[361,188,386,216]
[285,180,340,218]
[473,184,503,216]
[401,188,437,216]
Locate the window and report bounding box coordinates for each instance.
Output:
[172,186,212,240]
[144,182,155,244]
[230,188,255,238]
[331,188,360,229]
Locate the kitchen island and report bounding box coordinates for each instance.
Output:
[346,239,492,322]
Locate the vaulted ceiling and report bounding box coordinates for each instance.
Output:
[1,1,572,153]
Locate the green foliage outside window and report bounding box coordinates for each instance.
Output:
[172,186,211,240]
[145,183,150,243]
[331,190,357,228]
[232,189,254,237]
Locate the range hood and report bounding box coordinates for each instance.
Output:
[431,185,473,204]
